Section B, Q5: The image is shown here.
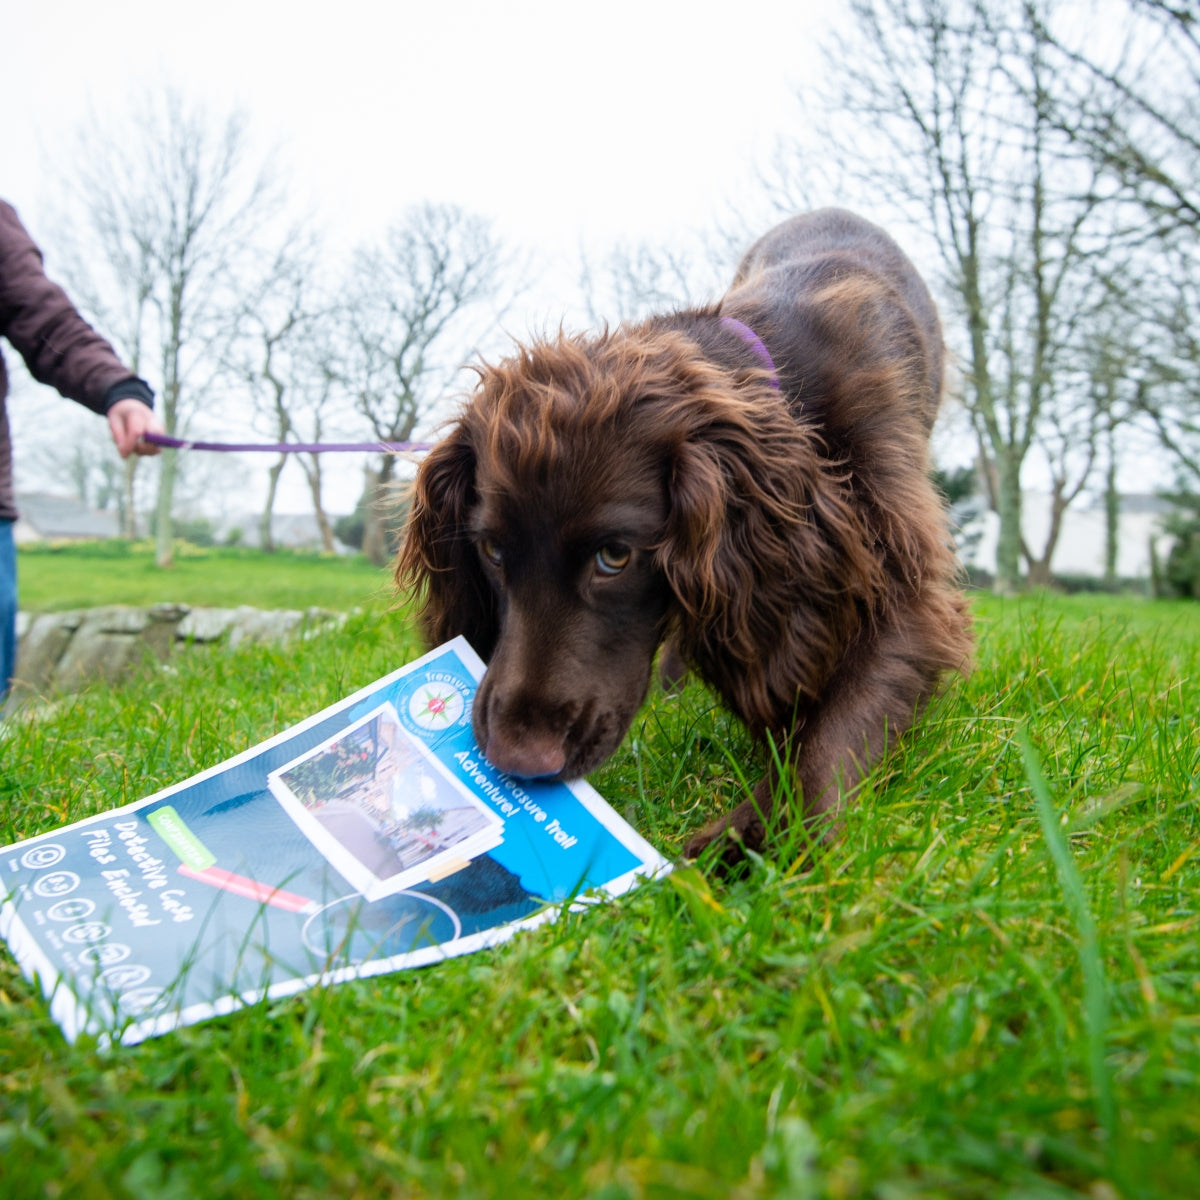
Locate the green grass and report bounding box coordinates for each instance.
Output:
[1,588,1198,1198]
[16,541,392,612]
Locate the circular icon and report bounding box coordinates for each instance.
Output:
[302,890,462,961]
[21,844,66,870]
[100,964,152,991]
[62,921,111,945]
[34,871,81,899]
[408,682,466,731]
[116,987,164,1016]
[79,943,132,967]
[48,897,95,922]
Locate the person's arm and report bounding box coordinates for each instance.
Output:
[0,201,162,457]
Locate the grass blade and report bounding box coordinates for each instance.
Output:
[1019,726,1117,1148]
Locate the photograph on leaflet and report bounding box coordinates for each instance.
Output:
[267,701,504,902]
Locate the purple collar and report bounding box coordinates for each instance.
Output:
[720,316,780,390]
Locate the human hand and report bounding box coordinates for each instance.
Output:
[107,398,166,458]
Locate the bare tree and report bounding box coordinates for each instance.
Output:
[226,228,348,552]
[578,233,729,325]
[282,340,347,556]
[50,89,286,567]
[1041,0,1199,230]
[768,0,1139,591]
[1037,0,1200,489]
[332,203,513,566]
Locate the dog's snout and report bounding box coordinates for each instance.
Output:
[482,731,567,780]
[474,669,573,779]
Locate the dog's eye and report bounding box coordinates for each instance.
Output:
[595,544,632,576]
[479,538,503,568]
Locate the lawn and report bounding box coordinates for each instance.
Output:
[15,541,393,613]
[1,581,1197,1199]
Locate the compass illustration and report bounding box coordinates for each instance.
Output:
[407,683,466,731]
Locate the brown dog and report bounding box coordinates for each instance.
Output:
[396,209,972,864]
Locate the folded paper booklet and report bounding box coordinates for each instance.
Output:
[0,637,671,1046]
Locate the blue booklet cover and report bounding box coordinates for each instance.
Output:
[0,637,670,1046]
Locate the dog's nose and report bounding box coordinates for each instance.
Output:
[483,733,567,780]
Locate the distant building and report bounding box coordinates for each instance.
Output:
[957,492,1172,581]
[12,493,119,543]
[12,495,354,554]
[215,512,354,555]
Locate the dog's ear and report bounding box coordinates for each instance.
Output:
[394,424,499,657]
[657,397,879,735]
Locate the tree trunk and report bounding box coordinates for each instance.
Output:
[993,452,1024,594]
[361,457,397,568]
[154,450,177,568]
[120,457,138,539]
[1026,558,1053,588]
[1025,480,1073,590]
[259,454,286,553]
[1103,430,1119,589]
[155,293,184,570]
[303,456,337,554]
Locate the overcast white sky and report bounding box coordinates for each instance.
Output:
[4,0,832,257]
[3,0,846,515]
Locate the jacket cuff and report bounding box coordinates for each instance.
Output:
[102,377,155,413]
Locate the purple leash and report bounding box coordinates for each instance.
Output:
[146,323,777,457]
[143,432,434,454]
[720,316,781,390]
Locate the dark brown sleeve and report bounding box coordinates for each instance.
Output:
[0,200,137,414]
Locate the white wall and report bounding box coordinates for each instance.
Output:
[958,493,1170,580]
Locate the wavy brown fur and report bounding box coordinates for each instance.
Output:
[395,209,973,866]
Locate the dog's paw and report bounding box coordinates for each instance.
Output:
[683,797,768,872]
